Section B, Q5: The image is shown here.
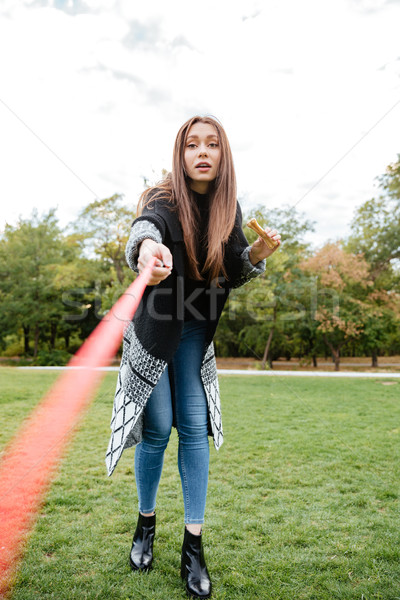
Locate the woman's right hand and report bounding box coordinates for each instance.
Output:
[137,238,173,286]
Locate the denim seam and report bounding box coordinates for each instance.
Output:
[175,400,191,523]
[179,446,191,523]
[136,444,143,513]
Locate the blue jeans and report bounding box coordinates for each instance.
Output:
[134,320,210,524]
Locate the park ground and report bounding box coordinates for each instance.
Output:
[1,368,399,600]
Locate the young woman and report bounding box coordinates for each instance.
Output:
[106,116,281,598]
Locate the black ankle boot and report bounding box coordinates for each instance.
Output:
[181,527,212,599]
[129,512,156,571]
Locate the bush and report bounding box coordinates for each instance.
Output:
[2,339,25,357]
[33,349,72,366]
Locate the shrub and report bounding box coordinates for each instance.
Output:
[33,349,72,366]
[2,339,25,357]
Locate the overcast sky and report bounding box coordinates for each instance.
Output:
[1,0,399,248]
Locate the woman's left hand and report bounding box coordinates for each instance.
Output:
[249,227,281,265]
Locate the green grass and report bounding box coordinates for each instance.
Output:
[0,368,60,459]
[1,368,400,599]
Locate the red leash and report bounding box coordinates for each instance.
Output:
[0,257,156,596]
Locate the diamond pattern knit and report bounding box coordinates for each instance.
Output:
[105,322,222,476]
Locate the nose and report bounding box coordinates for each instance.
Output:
[198,143,208,156]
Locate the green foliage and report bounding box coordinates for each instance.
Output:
[348,154,400,279]
[228,204,316,366]
[343,156,400,365]
[33,349,72,366]
[72,194,134,285]
[1,155,400,367]
[348,196,400,277]
[243,203,315,254]
[1,336,25,357]
[0,210,67,350]
[0,209,100,360]
[378,152,400,199]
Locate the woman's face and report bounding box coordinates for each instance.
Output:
[183,122,221,194]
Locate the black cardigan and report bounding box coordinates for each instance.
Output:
[105,195,265,475]
[130,195,264,365]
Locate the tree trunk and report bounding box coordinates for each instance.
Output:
[64,332,70,351]
[323,335,341,371]
[333,350,340,371]
[23,325,30,354]
[371,350,378,368]
[312,354,318,368]
[262,327,274,369]
[34,324,40,359]
[261,305,277,369]
[113,259,125,284]
[50,322,57,349]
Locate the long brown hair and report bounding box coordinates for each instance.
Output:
[137,115,237,285]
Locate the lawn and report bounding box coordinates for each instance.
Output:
[1,368,399,600]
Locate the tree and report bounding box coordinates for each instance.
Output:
[0,210,66,357]
[346,154,400,364]
[279,265,326,367]
[378,153,400,200]
[52,242,103,350]
[73,194,134,285]
[299,242,373,370]
[215,204,315,366]
[348,154,400,279]
[241,204,315,368]
[356,288,400,367]
[348,197,400,279]
[0,210,97,358]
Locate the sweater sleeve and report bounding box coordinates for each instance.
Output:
[229,202,266,289]
[125,189,170,272]
[231,246,266,289]
[125,220,163,273]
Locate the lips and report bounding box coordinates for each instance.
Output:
[195,162,211,168]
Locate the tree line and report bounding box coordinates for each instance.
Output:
[1,158,399,370]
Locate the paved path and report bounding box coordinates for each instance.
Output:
[18,366,400,378]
